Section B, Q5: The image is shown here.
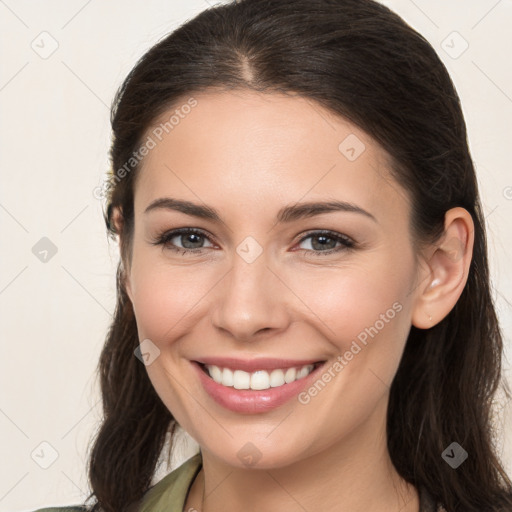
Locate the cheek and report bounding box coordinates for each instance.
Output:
[290,260,411,352]
[127,241,212,343]
[129,267,205,343]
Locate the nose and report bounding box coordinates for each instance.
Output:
[211,250,291,342]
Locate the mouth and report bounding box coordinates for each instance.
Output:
[195,360,326,391]
[191,358,329,414]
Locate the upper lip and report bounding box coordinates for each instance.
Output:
[193,357,325,373]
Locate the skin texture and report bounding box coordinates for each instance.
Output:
[112,90,474,512]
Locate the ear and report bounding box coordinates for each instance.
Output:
[111,206,134,303]
[411,207,475,329]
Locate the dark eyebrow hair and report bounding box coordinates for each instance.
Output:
[144,197,377,223]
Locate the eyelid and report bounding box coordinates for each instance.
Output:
[150,227,216,248]
[295,229,354,245]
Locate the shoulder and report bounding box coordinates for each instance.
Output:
[139,451,203,511]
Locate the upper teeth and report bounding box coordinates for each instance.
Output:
[205,364,316,390]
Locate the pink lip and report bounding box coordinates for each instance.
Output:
[193,356,324,373]
[191,360,326,414]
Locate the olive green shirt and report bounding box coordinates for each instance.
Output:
[32,451,441,511]
[32,452,202,512]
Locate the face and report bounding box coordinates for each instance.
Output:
[122,90,424,469]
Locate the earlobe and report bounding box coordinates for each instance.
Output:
[411,207,475,329]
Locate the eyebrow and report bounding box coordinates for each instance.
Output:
[144,197,377,223]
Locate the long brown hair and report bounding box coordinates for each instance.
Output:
[85,1,512,510]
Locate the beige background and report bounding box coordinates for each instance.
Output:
[1,0,511,510]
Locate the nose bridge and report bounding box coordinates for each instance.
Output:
[212,239,288,339]
[230,242,269,294]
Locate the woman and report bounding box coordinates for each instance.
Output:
[33,0,512,511]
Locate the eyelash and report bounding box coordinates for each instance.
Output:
[151,228,355,257]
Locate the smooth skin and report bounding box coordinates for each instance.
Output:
[112,90,474,512]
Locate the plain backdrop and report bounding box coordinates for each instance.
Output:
[1,0,511,510]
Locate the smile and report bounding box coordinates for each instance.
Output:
[192,359,327,414]
[200,362,323,390]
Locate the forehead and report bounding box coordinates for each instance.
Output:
[134,90,410,226]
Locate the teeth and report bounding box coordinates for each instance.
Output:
[204,364,316,390]
[284,367,296,383]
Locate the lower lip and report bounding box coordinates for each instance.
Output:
[191,361,326,414]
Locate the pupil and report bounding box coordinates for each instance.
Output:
[312,235,334,251]
[183,233,202,249]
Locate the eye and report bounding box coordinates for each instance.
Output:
[151,228,355,257]
[151,228,215,255]
[295,230,355,256]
